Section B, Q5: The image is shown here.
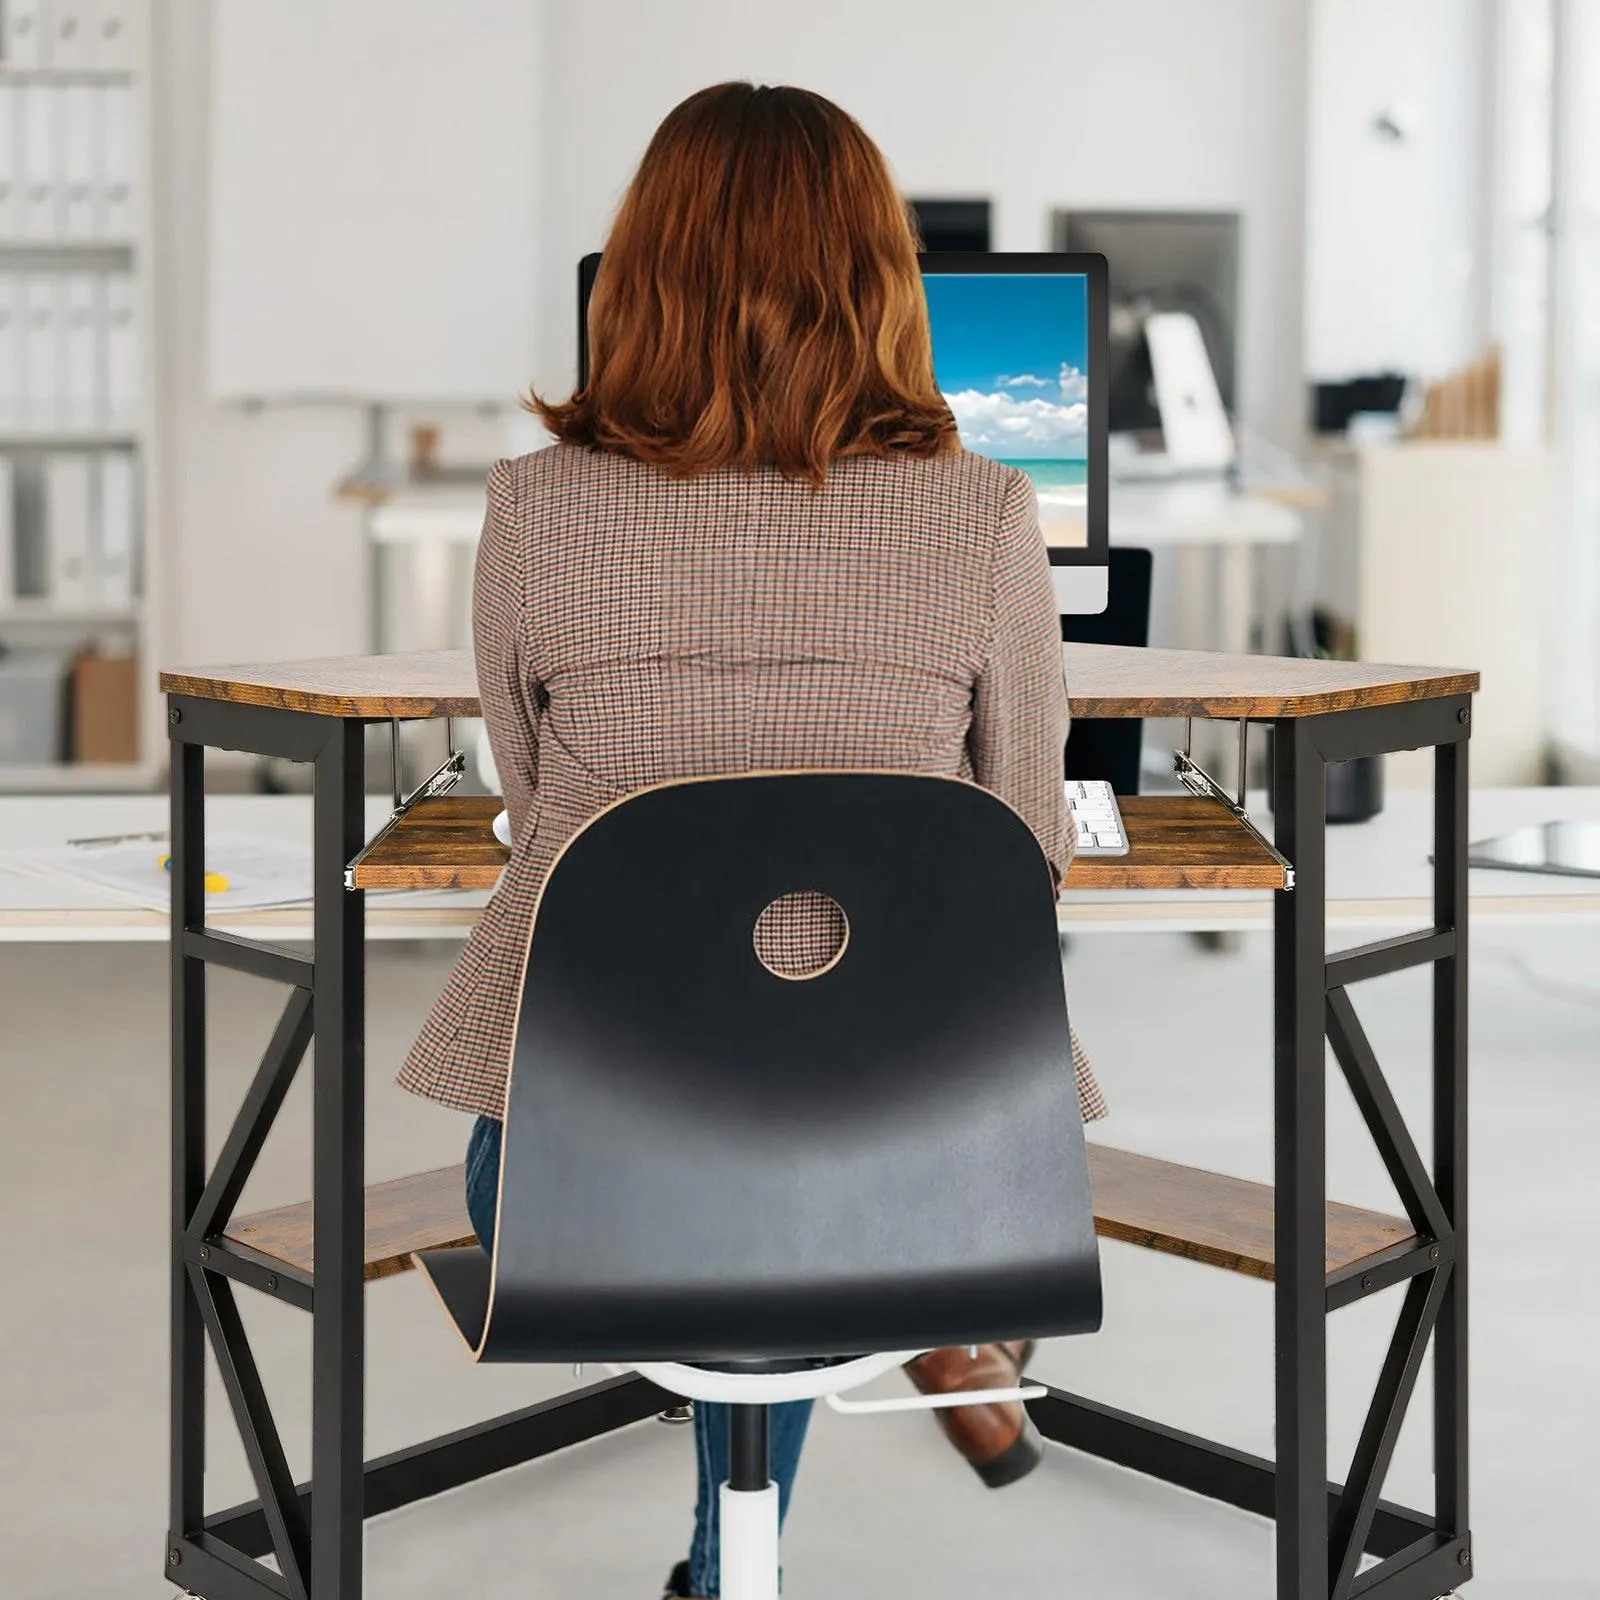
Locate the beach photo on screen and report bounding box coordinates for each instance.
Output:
[924,272,1090,547]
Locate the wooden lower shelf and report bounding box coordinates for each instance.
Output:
[222,1146,1413,1287]
[227,1166,474,1283]
[349,792,1287,892]
[1086,1145,1411,1280]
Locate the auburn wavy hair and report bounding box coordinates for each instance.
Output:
[531,82,958,485]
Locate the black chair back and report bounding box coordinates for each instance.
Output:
[419,772,1102,1365]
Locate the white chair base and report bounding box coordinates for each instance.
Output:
[611,1352,1046,1600]
[719,1482,779,1600]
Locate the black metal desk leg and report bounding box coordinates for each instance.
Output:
[1273,718,1328,1600]
[170,736,207,1555]
[311,720,367,1598]
[1434,735,1470,1558]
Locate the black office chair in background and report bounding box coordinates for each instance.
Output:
[1062,546,1154,795]
[416,772,1104,1600]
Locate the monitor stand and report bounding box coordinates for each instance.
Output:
[1054,565,1109,617]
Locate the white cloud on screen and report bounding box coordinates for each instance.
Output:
[998,373,1051,389]
[944,388,1088,454]
[1058,364,1088,402]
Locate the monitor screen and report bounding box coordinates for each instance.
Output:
[576,249,1108,611]
[922,269,1090,552]
[920,253,1108,611]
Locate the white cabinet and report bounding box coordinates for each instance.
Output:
[1356,442,1553,786]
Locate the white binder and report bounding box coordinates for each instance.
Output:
[91,0,136,72]
[2,0,49,70]
[19,84,59,241]
[0,456,15,608]
[61,84,98,238]
[19,271,58,430]
[93,448,135,604]
[50,2,96,71]
[98,83,133,239]
[45,451,94,605]
[0,86,20,240]
[102,270,137,424]
[0,275,20,430]
[61,270,97,427]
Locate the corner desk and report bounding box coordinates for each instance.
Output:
[158,643,1479,1600]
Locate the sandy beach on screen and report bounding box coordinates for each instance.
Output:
[1038,485,1089,549]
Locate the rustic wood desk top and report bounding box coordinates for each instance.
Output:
[161,644,1479,722]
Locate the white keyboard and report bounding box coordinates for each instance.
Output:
[1066,779,1130,856]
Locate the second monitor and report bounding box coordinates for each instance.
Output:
[576,249,1108,614]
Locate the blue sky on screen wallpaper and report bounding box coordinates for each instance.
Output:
[923,272,1089,466]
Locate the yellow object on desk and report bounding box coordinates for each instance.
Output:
[159,855,230,894]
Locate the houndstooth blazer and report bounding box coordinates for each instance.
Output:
[397,442,1108,1123]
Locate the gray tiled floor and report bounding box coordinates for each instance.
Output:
[3,923,1596,1598]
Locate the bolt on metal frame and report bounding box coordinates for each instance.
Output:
[164,688,1472,1600]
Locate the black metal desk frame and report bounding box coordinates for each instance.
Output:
[165,688,1472,1600]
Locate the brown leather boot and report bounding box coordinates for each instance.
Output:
[904,1340,1042,1488]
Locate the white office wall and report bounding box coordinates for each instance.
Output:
[535,0,1310,439]
[207,0,542,402]
[152,4,370,670]
[153,0,1311,670]
[1303,0,1493,381]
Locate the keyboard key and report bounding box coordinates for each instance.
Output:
[1065,779,1126,853]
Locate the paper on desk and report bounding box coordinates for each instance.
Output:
[5,831,314,912]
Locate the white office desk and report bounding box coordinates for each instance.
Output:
[1109,479,1303,548]
[0,795,491,943]
[2,787,1597,942]
[1058,786,1600,933]
[1110,479,1305,663]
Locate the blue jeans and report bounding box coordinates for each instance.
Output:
[464,1115,813,1598]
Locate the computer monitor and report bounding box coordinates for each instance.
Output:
[1052,210,1238,438]
[576,249,1109,613]
[908,197,992,252]
[920,253,1107,614]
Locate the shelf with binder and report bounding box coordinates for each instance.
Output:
[0,450,140,604]
[0,241,134,261]
[0,70,135,86]
[0,268,142,434]
[0,1,156,791]
[2,0,140,76]
[0,74,138,245]
[0,598,137,622]
[0,432,137,447]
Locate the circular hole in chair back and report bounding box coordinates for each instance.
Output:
[753,891,849,981]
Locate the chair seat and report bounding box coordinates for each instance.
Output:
[413,1245,491,1352]
[414,1243,919,1404]
[686,1353,870,1375]
[627,1351,918,1406]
